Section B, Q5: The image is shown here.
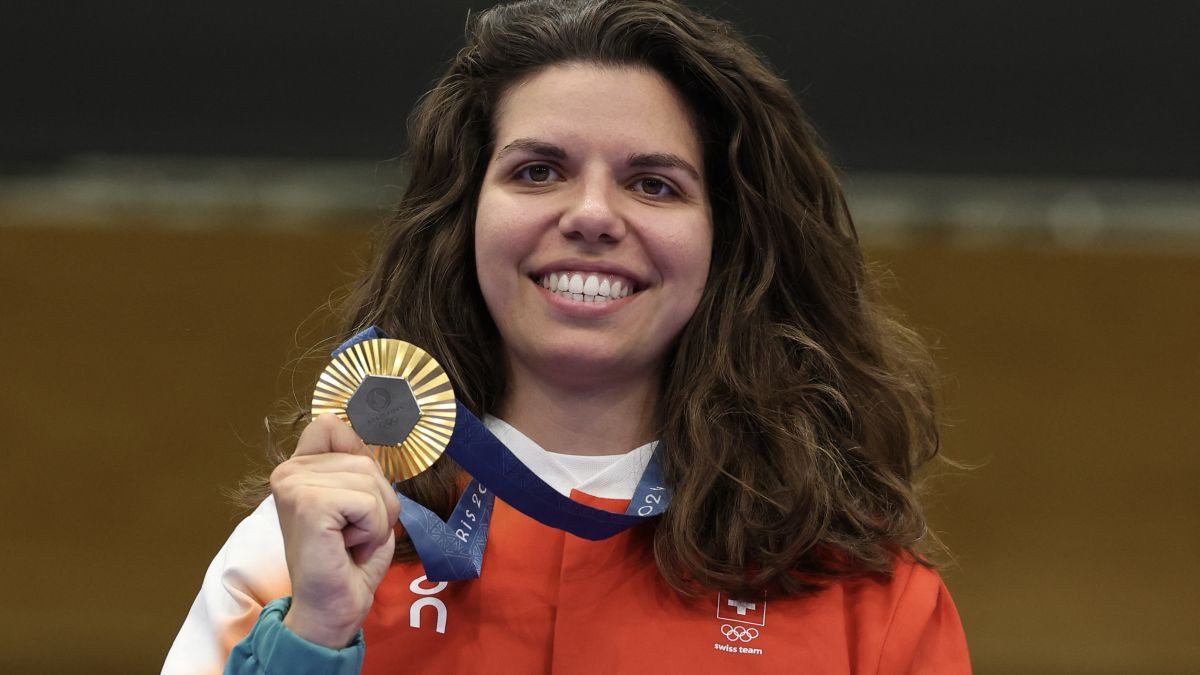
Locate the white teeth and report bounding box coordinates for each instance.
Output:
[537,271,638,303]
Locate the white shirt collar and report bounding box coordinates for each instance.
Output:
[483,415,657,500]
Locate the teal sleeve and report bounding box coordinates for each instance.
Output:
[224,597,365,675]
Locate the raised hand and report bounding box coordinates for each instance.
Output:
[270,414,401,648]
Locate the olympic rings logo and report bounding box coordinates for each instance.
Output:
[721,624,760,642]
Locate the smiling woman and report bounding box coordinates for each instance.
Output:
[165,1,970,673]
[476,64,712,451]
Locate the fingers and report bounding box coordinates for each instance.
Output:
[383,482,401,526]
[279,470,385,499]
[295,414,403,520]
[294,414,371,457]
[274,450,401,520]
[277,453,382,478]
[270,418,404,649]
[278,482,394,554]
[353,528,397,575]
[322,485,396,566]
[274,413,404,572]
[273,465,395,531]
[324,487,392,545]
[272,439,402,556]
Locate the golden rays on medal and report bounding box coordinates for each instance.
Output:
[311,339,457,482]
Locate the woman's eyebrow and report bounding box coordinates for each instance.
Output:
[628,152,700,181]
[495,138,567,161]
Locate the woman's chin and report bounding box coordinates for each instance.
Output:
[515,347,657,388]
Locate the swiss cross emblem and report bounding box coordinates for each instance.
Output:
[716,592,767,626]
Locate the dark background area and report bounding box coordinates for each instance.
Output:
[3,0,1199,178]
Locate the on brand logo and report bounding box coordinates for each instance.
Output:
[409,575,448,634]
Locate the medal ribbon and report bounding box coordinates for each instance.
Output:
[331,327,672,581]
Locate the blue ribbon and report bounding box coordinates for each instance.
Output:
[331,326,387,357]
[332,327,671,581]
[441,404,670,540]
[397,479,494,580]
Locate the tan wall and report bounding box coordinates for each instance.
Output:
[1,225,1196,673]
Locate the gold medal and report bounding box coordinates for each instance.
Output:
[311,338,456,482]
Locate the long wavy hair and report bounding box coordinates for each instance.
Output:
[252,0,942,598]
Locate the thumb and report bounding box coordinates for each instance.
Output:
[295,413,370,457]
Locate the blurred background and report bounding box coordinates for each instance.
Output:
[2,1,1197,672]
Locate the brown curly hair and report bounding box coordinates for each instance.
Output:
[252,0,942,599]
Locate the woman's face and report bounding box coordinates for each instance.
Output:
[474,63,712,388]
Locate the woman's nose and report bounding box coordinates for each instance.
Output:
[558,175,627,244]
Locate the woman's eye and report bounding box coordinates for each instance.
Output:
[516,164,559,183]
[633,177,675,197]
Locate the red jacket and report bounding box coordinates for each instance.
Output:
[363,492,970,674]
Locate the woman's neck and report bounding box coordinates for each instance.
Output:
[497,362,661,456]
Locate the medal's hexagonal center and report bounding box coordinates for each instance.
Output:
[346,375,421,446]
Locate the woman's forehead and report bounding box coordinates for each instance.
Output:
[491,63,704,164]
